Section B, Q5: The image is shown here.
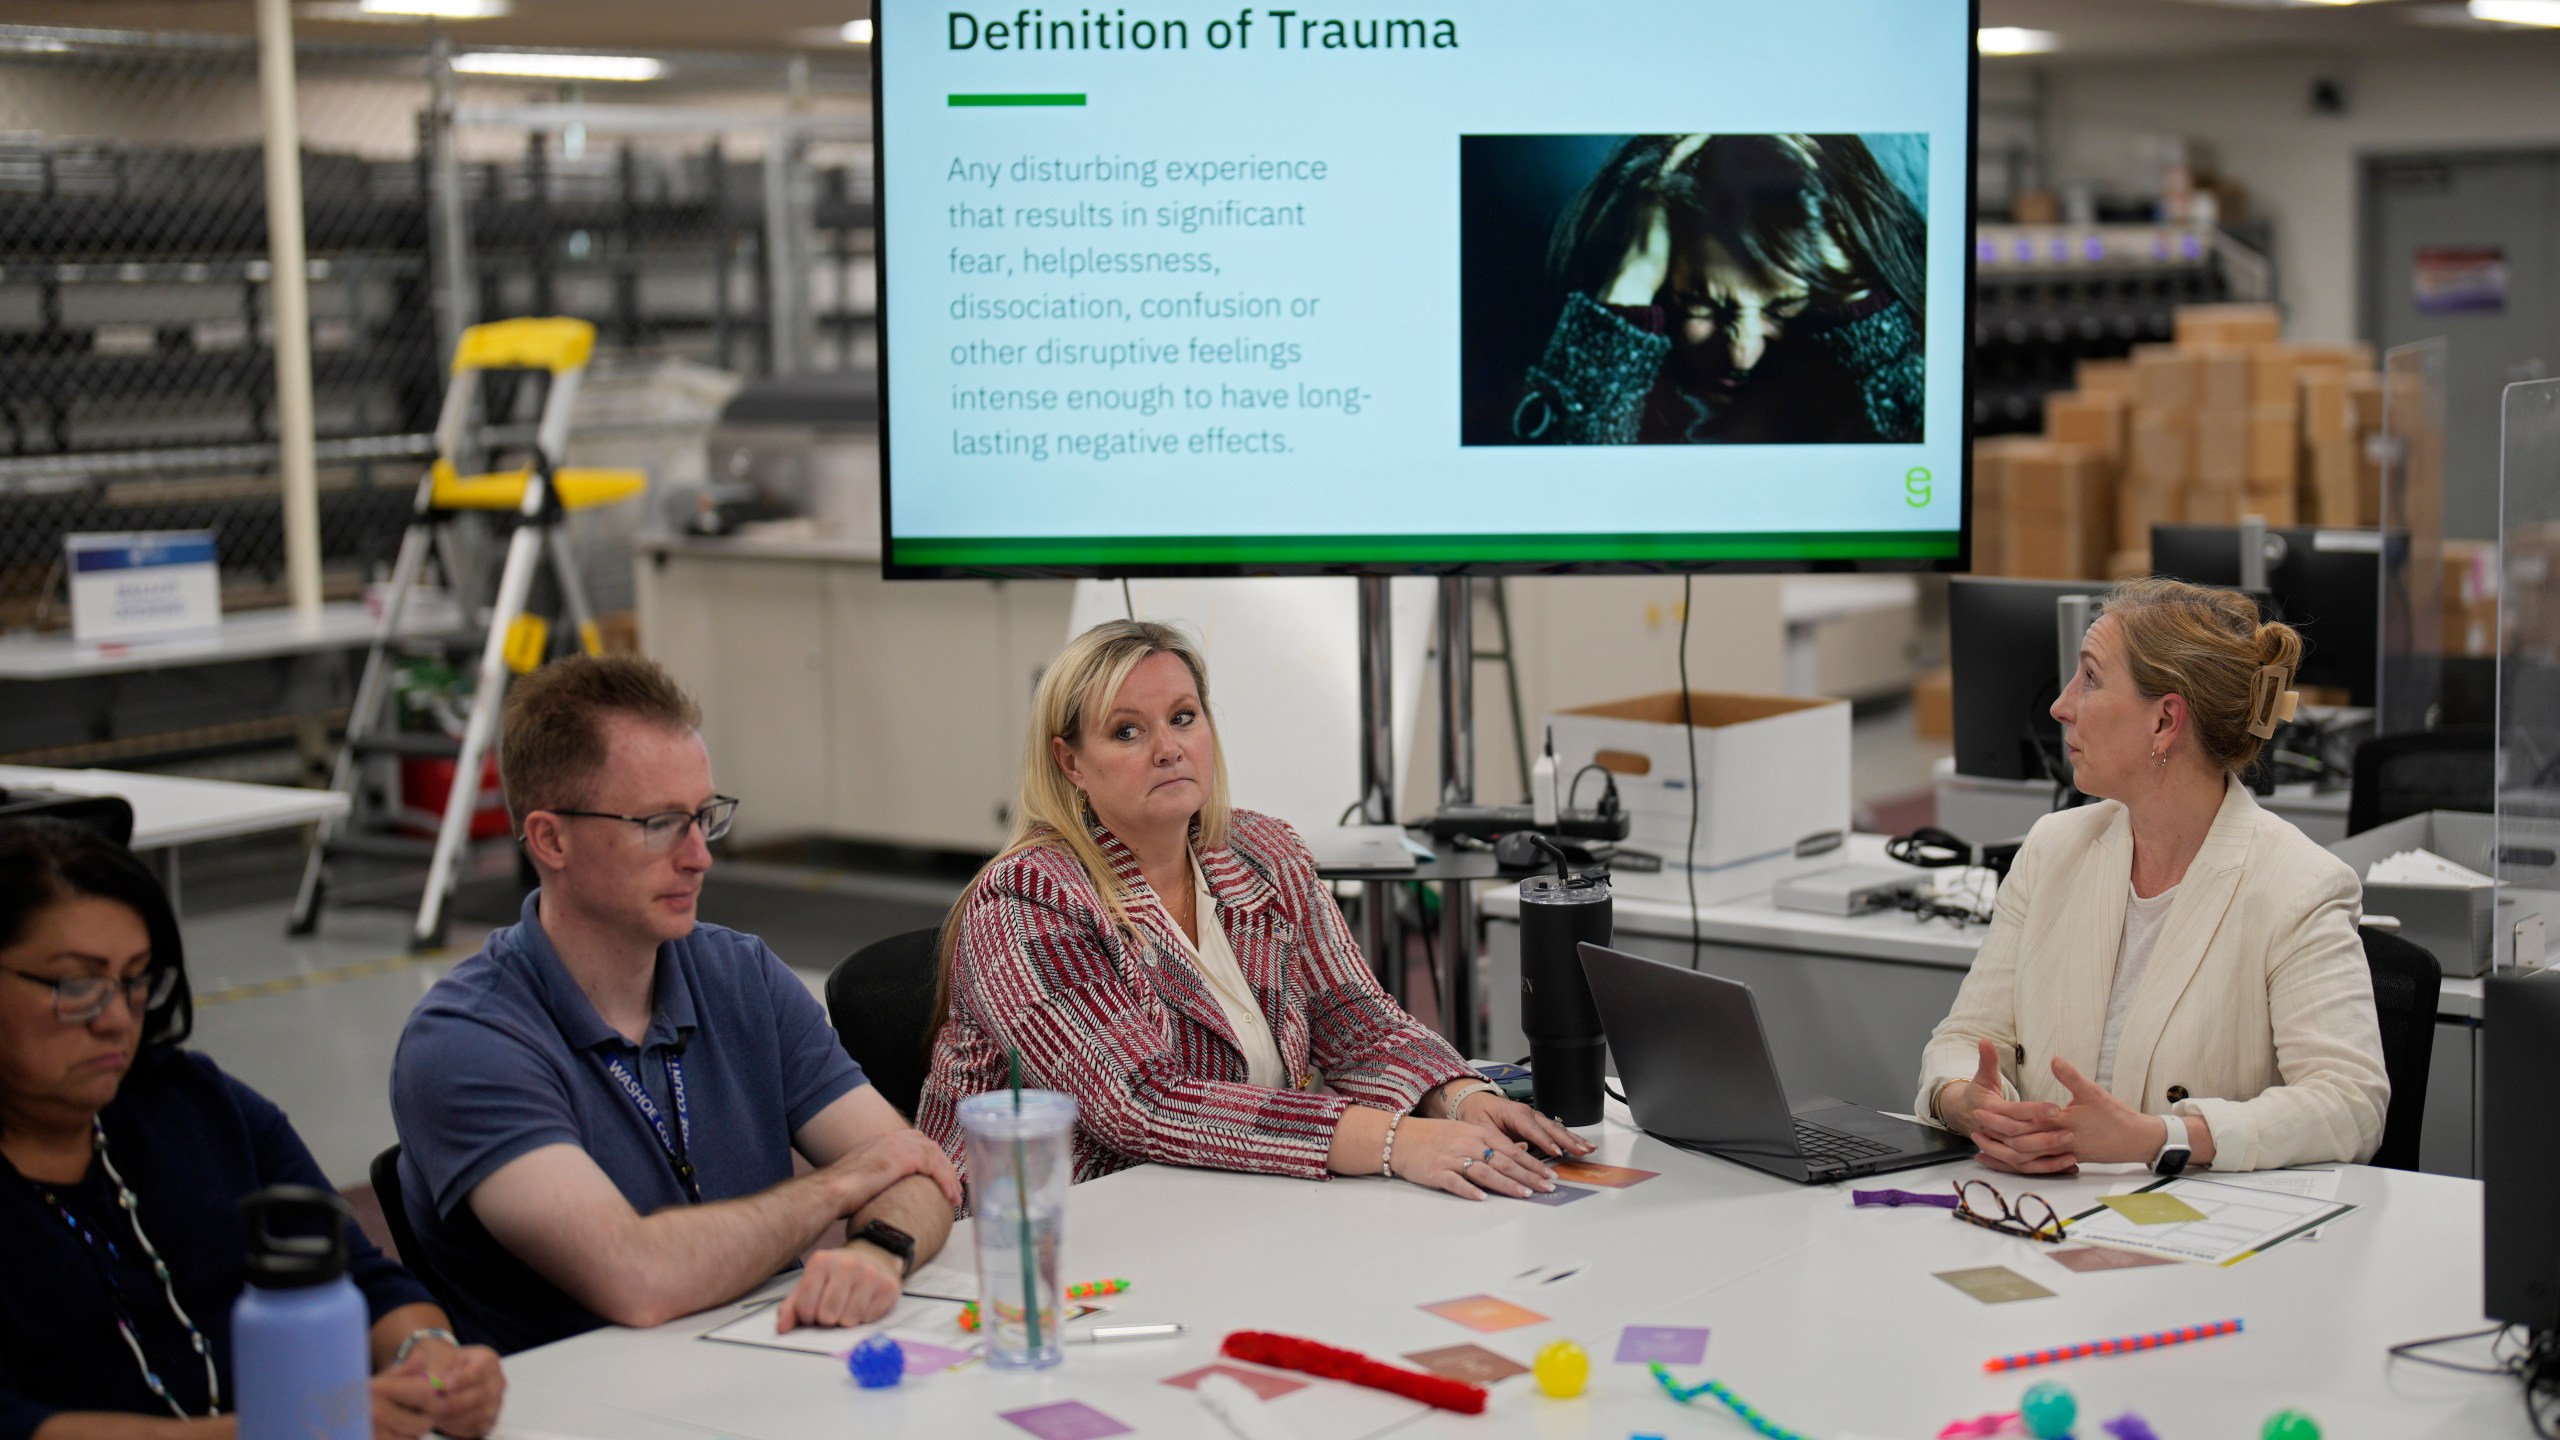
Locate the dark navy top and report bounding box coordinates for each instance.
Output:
[391,891,865,1355]
[0,1050,433,1440]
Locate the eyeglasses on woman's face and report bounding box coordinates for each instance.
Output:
[540,795,740,852]
[1954,1178,2065,1243]
[1,965,178,1025]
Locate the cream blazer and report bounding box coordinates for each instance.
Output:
[1915,776,2389,1171]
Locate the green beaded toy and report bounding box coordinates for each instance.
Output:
[1647,1363,1814,1440]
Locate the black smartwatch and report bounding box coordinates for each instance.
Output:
[851,1220,917,1280]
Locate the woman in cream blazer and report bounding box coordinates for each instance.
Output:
[1918,579,2388,1175]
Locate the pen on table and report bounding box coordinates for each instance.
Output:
[1069,1323,1188,1343]
[900,1290,976,1304]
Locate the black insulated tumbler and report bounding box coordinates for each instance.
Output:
[1517,858,1612,1127]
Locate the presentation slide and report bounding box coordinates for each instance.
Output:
[876,0,1976,572]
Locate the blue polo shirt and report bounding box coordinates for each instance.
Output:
[390,891,865,1354]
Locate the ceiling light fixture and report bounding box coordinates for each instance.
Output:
[841,19,875,43]
[453,51,665,81]
[1976,26,2060,54]
[360,0,511,16]
[2470,0,2560,23]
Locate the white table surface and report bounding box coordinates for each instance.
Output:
[1480,835,2486,1021]
[0,601,452,680]
[0,764,345,849]
[494,1110,2513,1440]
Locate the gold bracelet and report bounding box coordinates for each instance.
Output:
[1380,1112,1404,1178]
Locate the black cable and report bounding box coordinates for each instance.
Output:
[1410,882,1448,1037]
[1120,576,1135,621]
[1679,573,1701,969]
[2386,1323,2516,1378]
[1566,763,1616,813]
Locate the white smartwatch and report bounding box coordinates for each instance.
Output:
[2151,1115,2193,1176]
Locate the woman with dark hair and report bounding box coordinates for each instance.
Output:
[1512,133,1927,445]
[0,819,506,1440]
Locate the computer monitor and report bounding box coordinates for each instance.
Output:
[1948,576,2107,784]
[2485,969,2560,1329]
[870,0,1983,576]
[2149,524,2379,705]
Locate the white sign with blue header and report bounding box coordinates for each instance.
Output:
[66,531,222,643]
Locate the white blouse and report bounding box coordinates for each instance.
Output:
[1156,857,1287,1089]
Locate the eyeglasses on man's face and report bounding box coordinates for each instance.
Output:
[1954,1178,2065,1243]
[2,965,178,1025]
[541,795,740,852]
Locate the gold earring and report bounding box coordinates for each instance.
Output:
[2152,749,2169,768]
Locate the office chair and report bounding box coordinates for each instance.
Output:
[2347,727,2495,836]
[368,1142,465,1316]
[825,927,944,1119]
[2359,925,2442,1173]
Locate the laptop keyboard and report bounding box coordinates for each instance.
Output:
[1794,1119,1895,1163]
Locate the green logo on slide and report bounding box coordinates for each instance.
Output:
[1904,466,1933,508]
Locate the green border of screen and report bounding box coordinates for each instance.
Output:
[893,530,1961,567]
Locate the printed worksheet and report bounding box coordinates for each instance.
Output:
[2063,1177,2354,1266]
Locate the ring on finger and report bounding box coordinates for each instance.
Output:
[1459,1155,1477,1171]
[1481,1146,1498,1162]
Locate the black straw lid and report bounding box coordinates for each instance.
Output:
[239,1186,353,1289]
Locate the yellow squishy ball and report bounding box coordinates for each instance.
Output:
[1533,1339,1590,1399]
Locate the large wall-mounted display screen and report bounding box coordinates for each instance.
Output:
[875,0,1979,575]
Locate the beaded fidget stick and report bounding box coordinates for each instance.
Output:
[1647,1364,1814,1440]
[1066,1279,1130,1300]
[1984,1317,2244,1373]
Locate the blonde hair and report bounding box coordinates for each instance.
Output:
[928,620,1232,1038]
[2101,577,2304,775]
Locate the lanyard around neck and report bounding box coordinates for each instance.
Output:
[599,1047,701,1205]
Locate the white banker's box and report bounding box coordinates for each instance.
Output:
[1548,691,1852,904]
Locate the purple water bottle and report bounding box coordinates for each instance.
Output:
[232,1186,371,1440]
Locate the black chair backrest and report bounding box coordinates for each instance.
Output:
[2347,727,2495,836]
[2360,925,2442,1172]
[825,927,944,1119]
[368,1143,459,1314]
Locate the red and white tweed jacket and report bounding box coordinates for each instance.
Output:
[916,809,1472,1186]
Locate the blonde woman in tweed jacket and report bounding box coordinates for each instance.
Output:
[918,621,1595,1201]
[1919,578,2388,1176]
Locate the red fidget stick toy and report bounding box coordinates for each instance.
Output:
[1221,1331,1489,1414]
[1984,1317,2244,1373]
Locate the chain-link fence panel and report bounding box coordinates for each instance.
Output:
[0,26,442,631]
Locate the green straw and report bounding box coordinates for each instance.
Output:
[1009,1046,1044,1355]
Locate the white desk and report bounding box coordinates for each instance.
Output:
[0,764,346,910]
[1481,837,2485,1177]
[1936,756,2354,849]
[0,602,452,681]
[495,1117,2516,1439]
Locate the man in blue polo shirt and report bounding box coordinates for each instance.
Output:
[391,657,959,1354]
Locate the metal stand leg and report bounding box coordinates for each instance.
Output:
[291,519,432,934]
[1355,577,1399,1002]
[1436,576,1476,1055]
[414,517,543,950]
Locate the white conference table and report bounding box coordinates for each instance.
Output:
[0,763,345,910]
[493,1109,2515,1440]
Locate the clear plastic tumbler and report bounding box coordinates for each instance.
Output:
[957,1090,1077,1370]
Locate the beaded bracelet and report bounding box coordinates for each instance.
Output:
[1648,1364,1813,1440]
[1381,1113,1404,1178]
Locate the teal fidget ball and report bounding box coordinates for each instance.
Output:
[2019,1381,2078,1440]
[2261,1411,2321,1440]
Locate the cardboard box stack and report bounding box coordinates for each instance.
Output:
[1969,303,2386,583]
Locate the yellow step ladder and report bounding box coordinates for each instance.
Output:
[292,317,647,948]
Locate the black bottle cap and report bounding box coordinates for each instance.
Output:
[239,1185,354,1289]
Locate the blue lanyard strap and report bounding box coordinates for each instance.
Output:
[600,1047,701,1204]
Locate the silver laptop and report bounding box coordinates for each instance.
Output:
[1300,824,1417,872]
[1578,942,1972,1184]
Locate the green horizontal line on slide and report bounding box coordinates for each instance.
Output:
[947,93,1087,107]
[896,531,1961,566]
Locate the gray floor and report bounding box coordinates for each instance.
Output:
[178,703,1942,1188]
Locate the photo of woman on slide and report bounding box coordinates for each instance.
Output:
[1461,133,1928,447]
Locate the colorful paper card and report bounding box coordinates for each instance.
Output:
[1550,1161,1659,1188]
[2048,1246,2176,1274]
[1504,1182,1597,1207]
[1934,1266,2056,1305]
[998,1400,1134,1440]
[1613,1325,1711,1365]
[894,1339,976,1374]
[1161,1363,1307,1401]
[1422,1295,1550,1332]
[2099,1193,2209,1226]
[1403,1344,1531,1383]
